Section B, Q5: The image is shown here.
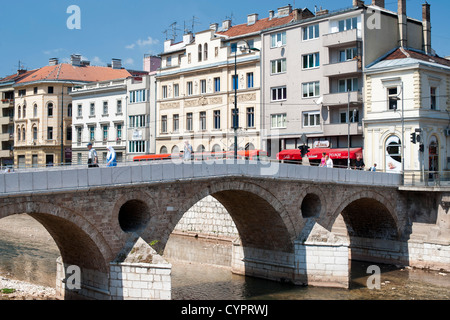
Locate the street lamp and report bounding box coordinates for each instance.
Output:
[233,40,260,159]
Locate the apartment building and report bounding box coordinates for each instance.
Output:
[12,55,132,168]
[155,6,295,155]
[70,77,129,165]
[261,0,427,157]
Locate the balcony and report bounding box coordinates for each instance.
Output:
[323,91,362,106]
[322,122,362,136]
[1,99,14,108]
[322,28,360,48]
[323,59,361,78]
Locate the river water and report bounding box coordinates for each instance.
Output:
[0,214,449,300]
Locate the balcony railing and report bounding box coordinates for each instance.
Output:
[323,91,362,106]
[323,59,361,77]
[322,28,360,47]
[322,122,362,136]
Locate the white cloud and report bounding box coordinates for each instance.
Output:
[124,58,134,66]
[43,48,65,55]
[126,36,159,50]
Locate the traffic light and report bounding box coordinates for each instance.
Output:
[299,145,310,158]
[410,132,416,144]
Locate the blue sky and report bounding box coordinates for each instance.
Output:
[0,0,449,78]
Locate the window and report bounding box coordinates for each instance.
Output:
[77,127,82,142]
[214,77,221,92]
[129,141,146,153]
[166,56,172,67]
[186,113,193,131]
[271,86,287,101]
[339,48,358,62]
[232,75,239,91]
[48,103,53,117]
[34,87,38,94]
[338,17,358,32]
[200,80,207,94]
[247,72,254,88]
[22,127,25,141]
[23,105,26,118]
[302,82,320,98]
[47,127,53,140]
[340,110,359,124]
[204,43,208,61]
[430,87,437,110]
[129,115,146,128]
[77,104,82,117]
[271,114,287,129]
[89,126,95,141]
[247,107,254,128]
[388,87,399,110]
[68,103,72,117]
[18,106,21,118]
[33,126,37,141]
[18,89,26,97]
[116,124,122,140]
[67,127,72,141]
[338,78,359,93]
[173,114,179,132]
[198,44,202,62]
[213,110,220,130]
[187,82,193,96]
[161,115,167,133]
[162,86,168,99]
[103,101,108,115]
[174,84,179,97]
[48,86,54,94]
[303,53,320,69]
[117,100,122,113]
[303,112,321,127]
[232,109,239,129]
[303,24,320,40]
[271,59,287,74]
[17,127,20,141]
[271,32,286,47]
[33,104,37,118]
[200,111,206,130]
[90,103,95,116]
[129,89,147,103]
[103,125,108,141]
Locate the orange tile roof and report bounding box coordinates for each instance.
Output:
[16,64,132,85]
[0,70,38,84]
[384,47,450,67]
[216,13,294,38]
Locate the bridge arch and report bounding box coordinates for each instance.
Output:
[164,180,297,253]
[0,201,113,273]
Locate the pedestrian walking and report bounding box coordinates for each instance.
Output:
[184,141,193,161]
[106,145,117,167]
[87,142,99,168]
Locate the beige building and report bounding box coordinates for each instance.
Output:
[12,55,132,168]
[155,7,294,155]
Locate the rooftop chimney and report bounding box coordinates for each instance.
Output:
[316,8,329,17]
[49,58,59,66]
[422,2,431,55]
[111,58,122,69]
[353,0,365,7]
[247,13,259,26]
[222,19,231,31]
[277,5,292,17]
[293,8,316,21]
[210,23,218,32]
[398,0,407,48]
[269,10,274,20]
[371,0,385,8]
[71,54,82,66]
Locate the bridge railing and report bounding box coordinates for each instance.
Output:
[0,160,403,195]
[402,170,450,187]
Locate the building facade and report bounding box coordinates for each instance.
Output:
[155,6,294,155]
[12,55,132,168]
[261,0,427,158]
[364,47,450,174]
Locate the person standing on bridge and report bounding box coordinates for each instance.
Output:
[106,145,117,167]
[184,141,193,161]
[326,155,333,168]
[87,143,99,168]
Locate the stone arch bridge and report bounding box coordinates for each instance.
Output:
[0,160,448,300]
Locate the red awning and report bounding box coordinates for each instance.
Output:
[277,148,363,161]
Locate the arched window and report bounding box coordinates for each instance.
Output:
[429,136,439,172]
[197,144,205,153]
[22,127,26,141]
[245,143,255,151]
[23,104,26,118]
[48,103,53,117]
[17,126,21,141]
[18,106,21,119]
[160,146,168,154]
[385,135,401,173]
[198,44,202,62]
[33,104,38,118]
[171,145,180,154]
[212,144,221,153]
[204,43,208,61]
[32,125,38,141]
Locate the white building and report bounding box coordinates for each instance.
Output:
[364,47,450,176]
[71,78,129,165]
